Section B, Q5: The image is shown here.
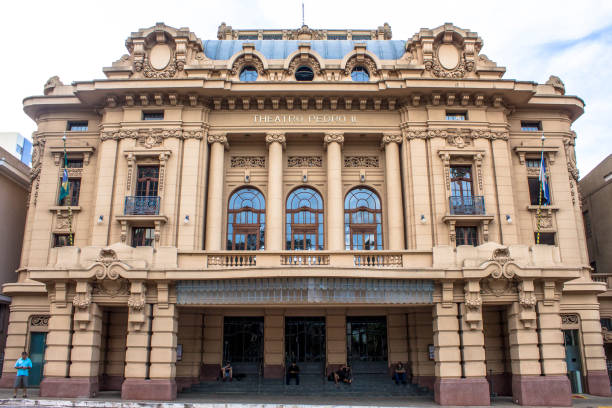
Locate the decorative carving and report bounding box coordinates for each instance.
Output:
[288,156,322,168]
[55,214,71,230]
[30,136,45,206]
[446,129,472,148]
[265,132,286,146]
[72,292,92,310]
[344,55,379,76]
[128,292,146,311]
[286,55,322,76]
[230,55,265,76]
[92,278,129,297]
[183,129,204,140]
[207,133,228,146]
[517,280,537,327]
[137,128,182,148]
[561,314,579,325]
[231,156,266,168]
[287,25,324,40]
[519,292,537,309]
[324,132,344,146]
[44,76,63,95]
[381,132,402,146]
[539,215,553,229]
[465,292,482,311]
[344,156,380,168]
[405,129,428,139]
[91,248,126,281]
[546,75,565,95]
[143,56,177,79]
[526,166,540,177]
[481,277,517,297]
[30,315,49,327]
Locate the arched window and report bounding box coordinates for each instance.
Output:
[344,188,382,250]
[227,188,265,250]
[295,66,314,81]
[351,66,369,82]
[286,187,324,250]
[239,66,258,81]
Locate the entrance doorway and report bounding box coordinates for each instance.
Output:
[223,317,264,375]
[563,329,584,393]
[28,332,46,386]
[285,317,325,374]
[346,316,388,373]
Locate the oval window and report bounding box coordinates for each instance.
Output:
[295,66,314,81]
[239,66,258,81]
[351,66,369,82]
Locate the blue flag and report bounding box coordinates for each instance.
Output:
[59,168,69,202]
[539,153,550,205]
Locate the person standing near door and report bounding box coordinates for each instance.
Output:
[13,351,32,398]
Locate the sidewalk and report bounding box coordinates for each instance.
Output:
[0,388,611,408]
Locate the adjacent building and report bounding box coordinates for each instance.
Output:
[0,22,608,406]
[0,146,31,374]
[0,133,33,167]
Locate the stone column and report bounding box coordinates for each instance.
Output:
[326,310,346,375]
[91,137,118,246]
[67,300,103,397]
[176,312,202,391]
[40,285,74,397]
[325,132,345,250]
[415,309,435,389]
[121,295,152,399]
[579,306,612,396]
[264,312,284,378]
[205,133,228,250]
[433,301,489,406]
[388,313,409,369]
[148,304,178,400]
[406,311,419,384]
[201,313,222,380]
[507,301,571,406]
[382,133,405,250]
[265,133,285,251]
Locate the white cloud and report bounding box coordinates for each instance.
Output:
[1,0,610,174]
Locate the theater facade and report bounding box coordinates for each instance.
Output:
[1,22,609,405]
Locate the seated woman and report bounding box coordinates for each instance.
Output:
[393,362,407,385]
[220,361,233,382]
[328,365,353,385]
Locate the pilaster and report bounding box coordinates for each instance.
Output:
[265,132,285,250]
[382,133,405,250]
[264,311,284,378]
[205,133,228,250]
[91,138,118,246]
[326,310,346,374]
[325,132,344,250]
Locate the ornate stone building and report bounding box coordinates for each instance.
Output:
[0,21,608,405]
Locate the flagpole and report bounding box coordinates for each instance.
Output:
[62,132,73,246]
[536,133,545,244]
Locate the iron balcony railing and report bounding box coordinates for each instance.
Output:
[449,195,485,215]
[124,196,161,215]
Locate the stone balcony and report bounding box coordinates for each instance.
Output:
[591,272,612,297]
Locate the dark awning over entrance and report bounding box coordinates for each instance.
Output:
[176,278,433,305]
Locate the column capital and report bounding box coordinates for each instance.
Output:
[324,132,344,147]
[381,132,402,146]
[207,132,228,148]
[265,132,286,147]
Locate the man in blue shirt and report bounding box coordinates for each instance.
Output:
[13,351,32,398]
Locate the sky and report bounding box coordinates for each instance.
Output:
[1,0,611,176]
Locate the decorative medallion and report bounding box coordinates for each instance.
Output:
[93,278,129,297]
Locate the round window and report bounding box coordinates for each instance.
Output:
[295,66,314,81]
[351,66,369,82]
[239,66,258,81]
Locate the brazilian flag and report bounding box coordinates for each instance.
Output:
[59,168,69,203]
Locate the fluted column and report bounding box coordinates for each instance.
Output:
[265,132,286,251]
[325,132,344,251]
[382,133,405,250]
[205,133,228,250]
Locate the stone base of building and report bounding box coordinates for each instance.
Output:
[512,375,571,406]
[263,364,284,379]
[100,375,124,391]
[121,379,177,401]
[176,376,199,392]
[0,373,16,388]
[40,376,99,398]
[200,363,220,381]
[587,370,612,396]
[416,375,435,390]
[487,372,512,396]
[434,377,490,406]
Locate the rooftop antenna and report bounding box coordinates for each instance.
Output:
[302,1,305,26]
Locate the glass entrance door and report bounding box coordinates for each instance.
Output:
[563,329,584,393]
[29,332,47,386]
[223,317,264,373]
[347,316,388,373]
[285,317,325,374]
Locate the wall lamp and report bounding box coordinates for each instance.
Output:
[97,215,103,224]
[506,214,513,224]
[420,214,427,224]
[184,215,190,224]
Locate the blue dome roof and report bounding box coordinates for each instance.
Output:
[202,40,406,61]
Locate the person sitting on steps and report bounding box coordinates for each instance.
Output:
[328,364,352,385]
[286,361,300,385]
[393,362,407,385]
[221,361,233,382]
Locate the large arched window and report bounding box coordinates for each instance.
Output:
[286,187,324,250]
[344,188,382,250]
[227,188,265,250]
